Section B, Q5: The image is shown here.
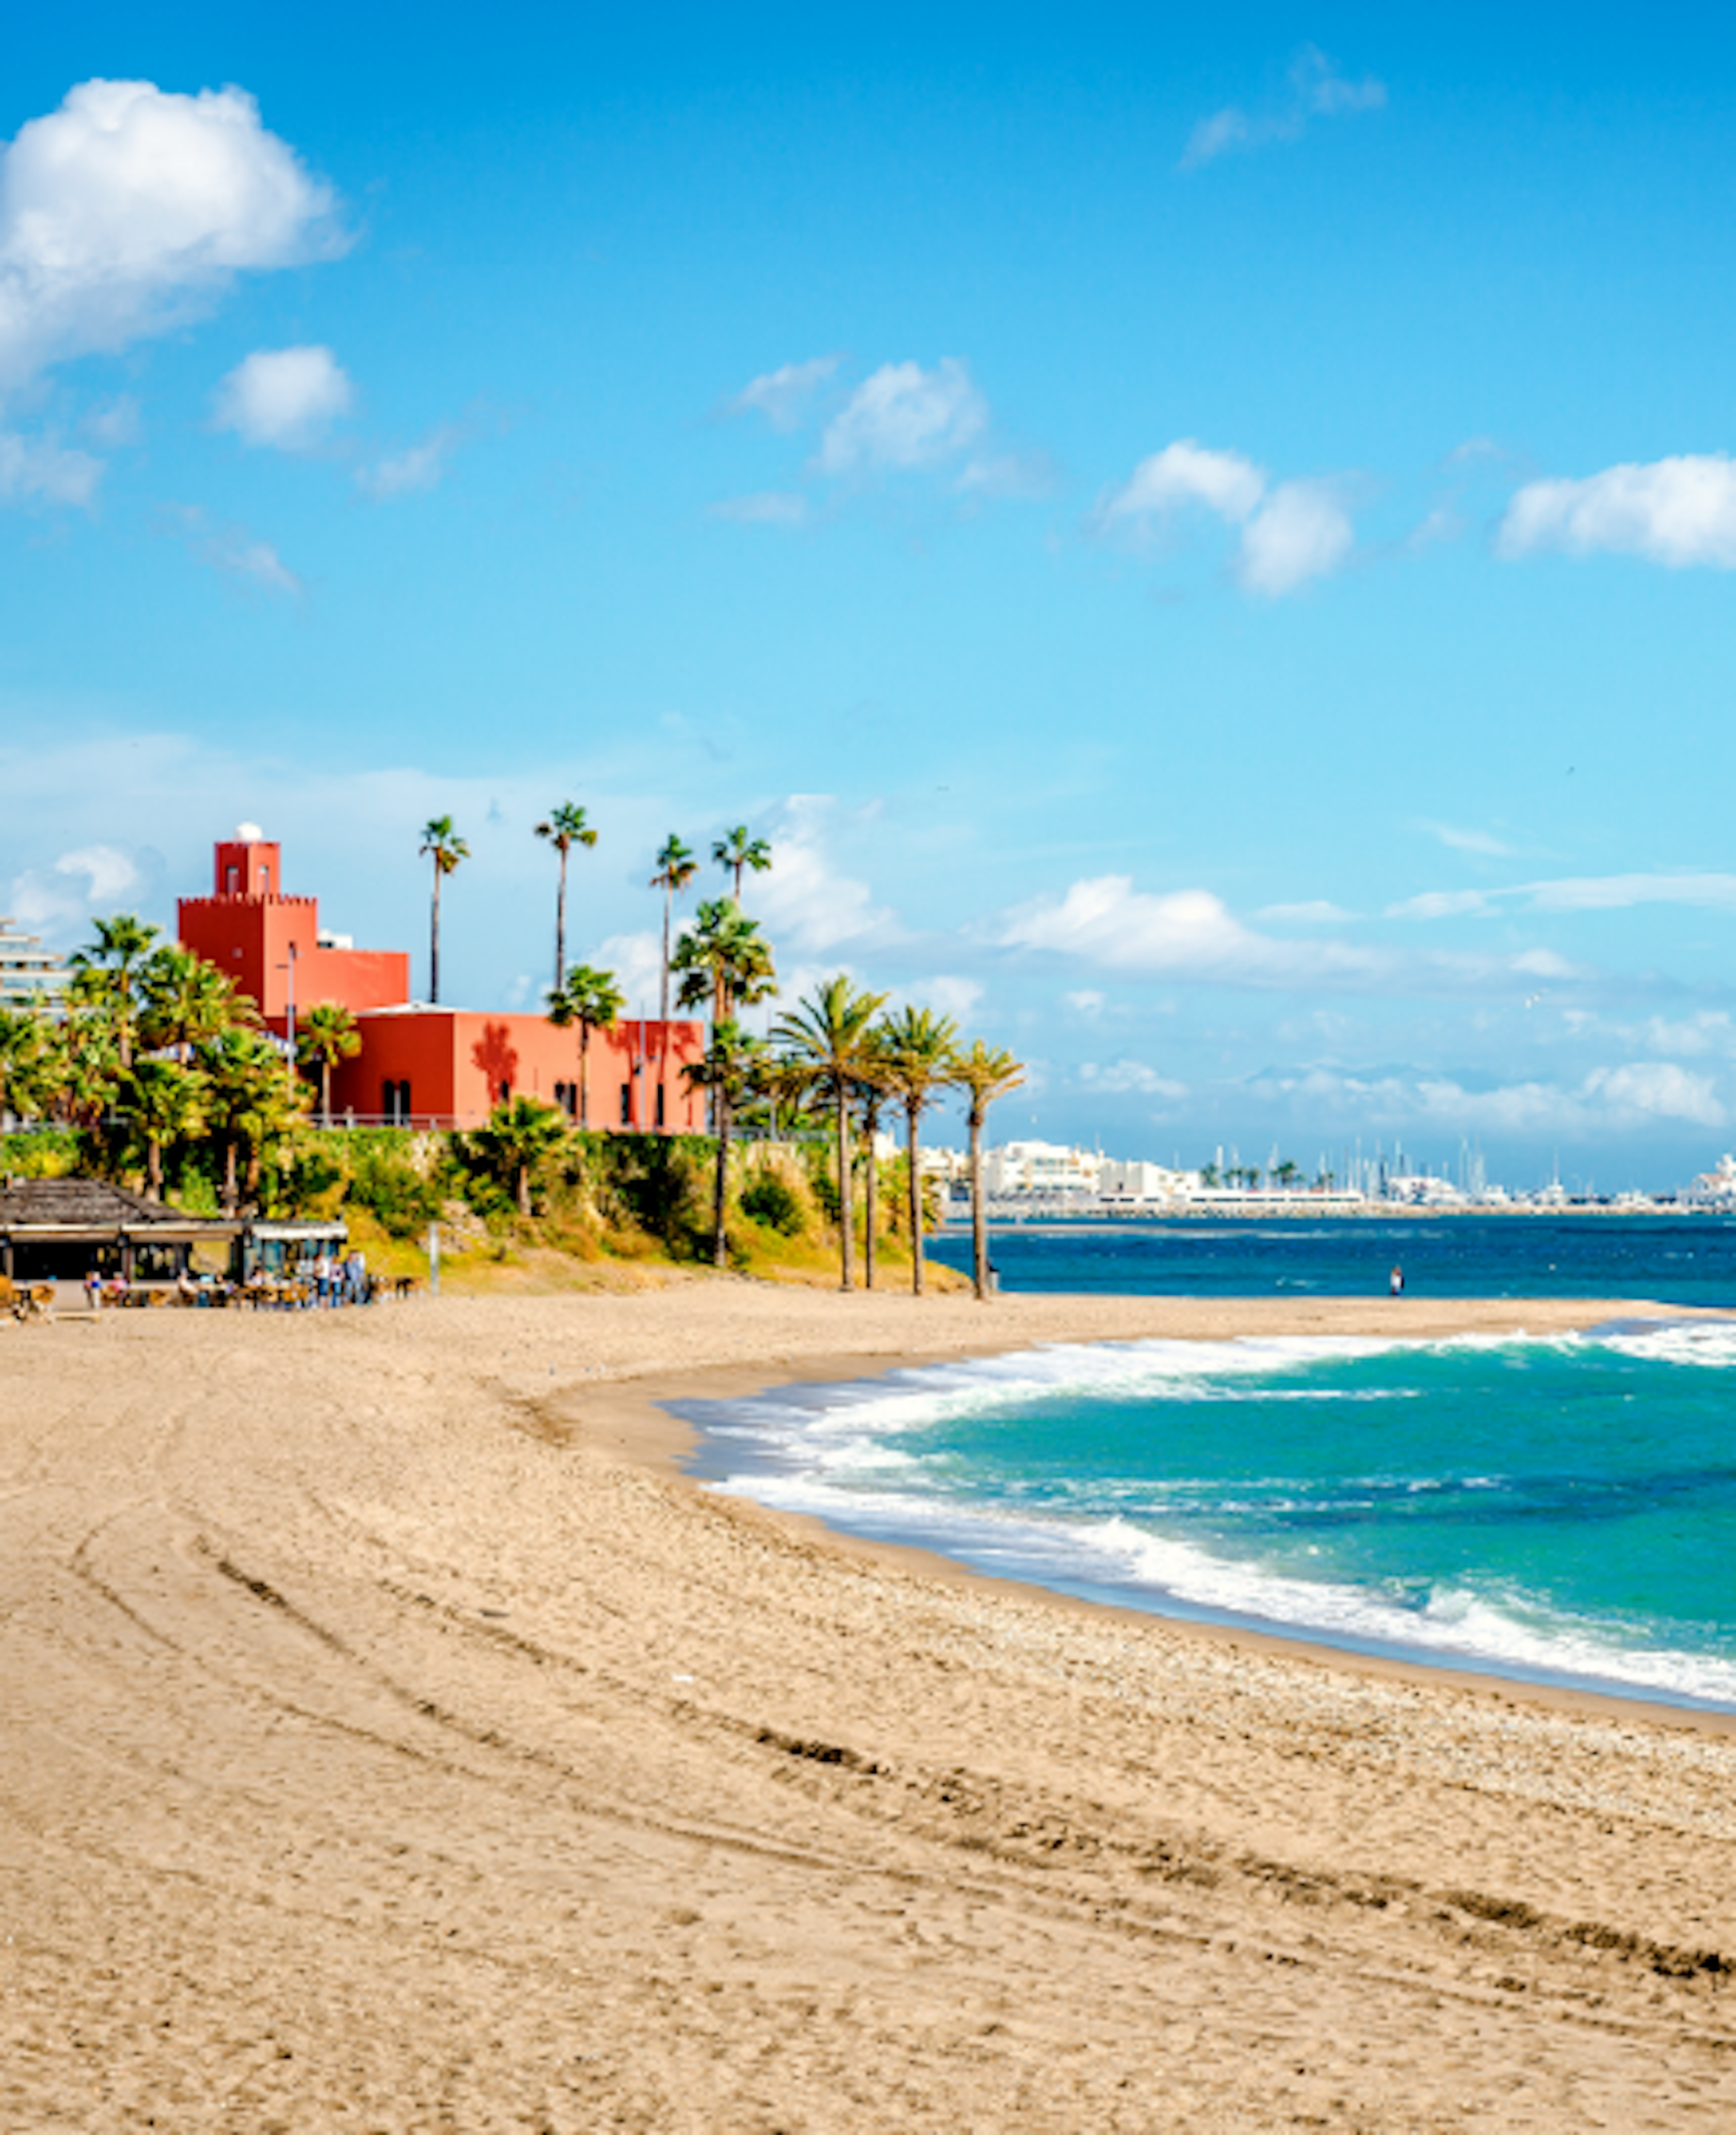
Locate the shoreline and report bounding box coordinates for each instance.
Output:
[568,1308,1736,1741]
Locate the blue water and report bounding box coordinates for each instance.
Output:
[927,1211,1736,1306]
[675,1223,1736,1707]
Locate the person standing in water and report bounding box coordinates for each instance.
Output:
[1389,1264,1405,1297]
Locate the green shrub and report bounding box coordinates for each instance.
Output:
[346,1138,442,1237]
[741,1170,805,1235]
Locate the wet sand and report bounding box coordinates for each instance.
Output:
[5,1284,1736,2130]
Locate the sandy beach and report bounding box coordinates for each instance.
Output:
[6,1282,1736,2130]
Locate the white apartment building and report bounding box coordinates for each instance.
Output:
[1098,1158,1195,1204]
[0,917,65,1007]
[981,1140,1103,1197]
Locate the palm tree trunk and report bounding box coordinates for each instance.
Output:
[970,1107,988,1301]
[321,1057,332,1128]
[555,846,568,994]
[835,1085,854,1291]
[660,889,672,1135]
[148,1135,162,1197]
[579,1025,590,1129]
[223,1138,238,1218]
[863,1107,877,1291]
[518,1162,531,1218]
[712,1093,730,1267]
[906,1102,925,1296]
[430,864,442,1005]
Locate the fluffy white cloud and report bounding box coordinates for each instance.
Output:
[1182,45,1386,169]
[8,842,150,942]
[994,876,1385,989]
[1257,899,1358,924]
[213,344,352,450]
[0,429,101,505]
[910,975,984,1023]
[816,358,987,476]
[1099,438,1265,525]
[1099,442,1353,595]
[724,355,839,432]
[0,80,342,392]
[356,425,459,500]
[594,930,664,1016]
[750,796,899,954]
[1500,455,1736,569]
[1417,820,1517,858]
[1236,480,1354,595]
[1385,888,1499,921]
[708,490,808,528]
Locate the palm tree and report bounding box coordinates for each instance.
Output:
[120,1058,207,1198]
[681,1019,767,1267]
[0,1005,46,1126]
[774,977,887,1292]
[876,1006,959,1296]
[547,964,626,1129]
[951,1041,1025,1302]
[672,898,777,1026]
[712,825,773,905]
[852,1036,893,1290]
[196,1025,307,1214]
[297,1003,362,1125]
[68,914,160,1069]
[651,834,698,1130]
[139,944,253,1061]
[534,802,598,994]
[469,1093,569,1218]
[419,817,469,1004]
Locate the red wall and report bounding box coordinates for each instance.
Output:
[327,1010,707,1129]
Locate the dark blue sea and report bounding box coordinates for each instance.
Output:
[676,1217,1736,1709]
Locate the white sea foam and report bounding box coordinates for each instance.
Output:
[692,1329,1736,1708]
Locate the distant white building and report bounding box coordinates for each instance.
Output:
[1683,1155,1736,1207]
[1098,1158,1195,1204]
[0,917,65,1007]
[982,1140,1103,1197]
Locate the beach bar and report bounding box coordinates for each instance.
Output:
[0,1178,241,1284]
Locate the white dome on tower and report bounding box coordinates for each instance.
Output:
[235,821,264,843]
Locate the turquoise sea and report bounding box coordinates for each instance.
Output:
[676,1219,1736,1711]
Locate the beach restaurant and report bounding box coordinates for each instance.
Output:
[0,1178,241,1285]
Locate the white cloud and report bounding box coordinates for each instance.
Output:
[0,429,101,505]
[724,355,840,432]
[910,975,984,1023]
[1182,45,1386,170]
[1099,438,1265,526]
[708,490,808,528]
[1098,442,1354,594]
[1079,1059,1189,1099]
[1064,988,1106,1018]
[1257,900,1358,924]
[816,358,987,476]
[1236,480,1354,595]
[1500,455,1736,570]
[1391,871,1736,922]
[356,424,458,500]
[213,344,351,450]
[749,796,900,955]
[594,929,664,1017]
[9,842,148,942]
[0,79,342,393]
[994,876,1385,989]
[165,504,301,596]
[1250,1061,1725,1134]
[81,393,139,446]
[1417,820,1516,858]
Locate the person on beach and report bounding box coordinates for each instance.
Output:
[84,1267,102,1312]
[1390,1264,1404,1296]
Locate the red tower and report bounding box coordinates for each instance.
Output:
[178,826,411,1029]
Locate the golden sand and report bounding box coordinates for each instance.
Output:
[5,1283,1735,2130]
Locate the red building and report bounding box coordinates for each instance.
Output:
[178,830,705,1131]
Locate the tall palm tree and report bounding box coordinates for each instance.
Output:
[547,964,626,1129]
[671,899,777,1026]
[712,825,773,905]
[419,816,469,1004]
[681,1019,766,1267]
[876,1006,959,1296]
[951,1040,1025,1302]
[534,802,597,994]
[774,977,887,1292]
[651,834,698,1129]
[196,1025,306,1214]
[469,1093,569,1218]
[0,1005,45,1126]
[68,914,160,1069]
[852,1035,893,1291]
[297,1003,362,1125]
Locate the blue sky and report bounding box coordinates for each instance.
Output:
[6,5,1736,1185]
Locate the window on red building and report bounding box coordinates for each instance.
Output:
[619,1082,632,1127]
